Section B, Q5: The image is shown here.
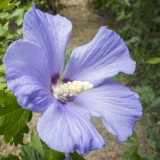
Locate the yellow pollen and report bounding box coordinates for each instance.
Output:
[52,81,93,99]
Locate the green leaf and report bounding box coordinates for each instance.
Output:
[145,97,160,112]
[19,146,45,160]
[123,145,141,160]
[125,37,140,45]
[11,7,29,26]
[134,86,155,104]
[146,57,160,64]
[0,77,6,83]
[127,131,138,143]
[16,28,22,36]
[0,0,12,10]
[70,151,85,160]
[146,128,160,150]
[0,90,31,144]
[43,142,65,160]
[109,76,119,82]
[0,82,7,90]
[0,24,6,37]
[0,12,10,19]
[150,97,160,108]
[10,126,29,146]
[139,119,148,126]
[3,4,15,11]
[28,131,45,158]
[142,154,155,160]
[154,16,160,23]
[0,154,20,160]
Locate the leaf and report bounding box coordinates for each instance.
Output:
[125,37,140,45]
[0,82,7,90]
[139,119,148,126]
[0,12,9,19]
[142,154,155,160]
[42,142,65,160]
[10,126,29,146]
[0,0,12,10]
[150,97,160,108]
[0,90,31,144]
[109,76,119,82]
[0,75,7,90]
[145,97,160,112]
[0,77,6,83]
[127,131,138,143]
[123,145,141,160]
[154,16,160,23]
[3,4,15,11]
[0,24,6,37]
[146,128,160,150]
[0,154,20,160]
[134,86,155,104]
[28,131,45,158]
[16,28,22,36]
[19,146,45,160]
[11,6,31,26]
[146,57,160,64]
[70,151,85,160]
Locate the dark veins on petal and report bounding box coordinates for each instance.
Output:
[51,74,59,85]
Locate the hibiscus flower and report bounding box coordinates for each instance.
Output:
[3,6,142,154]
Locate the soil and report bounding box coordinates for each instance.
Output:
[0,0,148,159]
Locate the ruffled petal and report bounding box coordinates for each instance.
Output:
[23,6,72,77]
[37,102,105,154]
[3,40,54,113]
[72,80,142,142]
[63,27,135,86]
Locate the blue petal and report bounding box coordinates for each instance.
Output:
[63,27,135,86]
[65,154,72,160]
[37,102,105,154]
[23,6,72,77]
[3,40,54,113]
[72,80,142,142]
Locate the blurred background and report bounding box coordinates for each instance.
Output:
[0,0,160,160]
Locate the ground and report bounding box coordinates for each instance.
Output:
[0,0,148,159]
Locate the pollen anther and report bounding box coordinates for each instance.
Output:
[52,81,93,101]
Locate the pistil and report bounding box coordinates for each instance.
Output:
[52,81,93,103]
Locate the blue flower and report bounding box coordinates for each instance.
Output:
[3,6,142,154]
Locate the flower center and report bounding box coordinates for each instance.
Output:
[52,81,93,103]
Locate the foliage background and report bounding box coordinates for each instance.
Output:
[92,0,160,159]
[0,0,160,159]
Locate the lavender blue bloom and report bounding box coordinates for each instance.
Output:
[3,6,142,154]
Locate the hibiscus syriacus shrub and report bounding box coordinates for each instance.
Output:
[0,4,142,160]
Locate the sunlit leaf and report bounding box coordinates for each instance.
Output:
[0,0,12,10]
[0,65,5,74]
[146,57,160,64]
